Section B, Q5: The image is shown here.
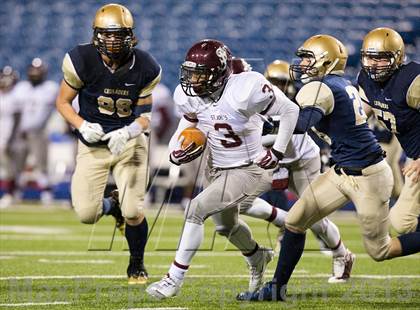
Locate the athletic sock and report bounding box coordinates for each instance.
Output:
[273,229,306,297]
[168,261,189,283]
[398,232,420,256]
[168,221,204,282]
[125,218,148,262]
[416,216,420,232]
[245,198,287,228]
[331,240,347,258]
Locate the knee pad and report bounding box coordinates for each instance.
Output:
[122,207,141,221]
[389,207,417,234]
[215,224,237,237]
[364,240,390,262]
[186,198,206,224]
[74,204,101,224]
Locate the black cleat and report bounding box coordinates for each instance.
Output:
[127,256,148,284]
[108,190,125,235]
[236,281,286,302]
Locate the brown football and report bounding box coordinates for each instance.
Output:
[179,127,206,149]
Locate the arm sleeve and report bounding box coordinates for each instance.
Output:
[407,74,420,110]
[168,116,198,152]
[264,86,299,153]
[295,81,335,115]
[294,107,324,133]
[62,53,83,90]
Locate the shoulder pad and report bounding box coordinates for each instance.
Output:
[407,74,420,110]
[296,81,334,115]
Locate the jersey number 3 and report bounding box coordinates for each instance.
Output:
[97,96,132,117]
[214,123,242,148]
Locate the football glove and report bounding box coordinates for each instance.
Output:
[101,127,130,156]
[255,148,284,170]
[169,136,204,165]
[79,121,105,143]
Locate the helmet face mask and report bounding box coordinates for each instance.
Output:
[361,51,398,82]
[290,35,348,83]
[92,4,137,63]
[360,27,405,82]
[94,28,135,62]
[290,50,319,83]
[180,40,232,98]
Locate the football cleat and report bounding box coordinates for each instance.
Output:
[236,281,286,302]
[328,250,356,283]
[146,274,182,299]
[127,256,148,284]
[248,247,274,292]
[108,190,125,235]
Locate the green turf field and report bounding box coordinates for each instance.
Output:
[0,204,419,309]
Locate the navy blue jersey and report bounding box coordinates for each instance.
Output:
[309,75,383,168]
[64,43,161,146]
[358,62,420,159]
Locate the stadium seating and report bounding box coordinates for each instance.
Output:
[0,0,418,91]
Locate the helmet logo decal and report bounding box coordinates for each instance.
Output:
[183,61,197,68]
[216,47,228,70]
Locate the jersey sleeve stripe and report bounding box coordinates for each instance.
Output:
[139,67,162,98]
[62,53,83,90]
[183,114,198,123]
[260,96,276,115]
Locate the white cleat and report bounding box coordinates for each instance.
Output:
[248,247,275,292]
[328,250,356,283]
[146,274,182,299]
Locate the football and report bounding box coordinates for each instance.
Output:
[179,127,206,149]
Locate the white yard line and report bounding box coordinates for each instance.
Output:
[0,255,15,259]
[1,250,419,259]
[1,274,419,281]
[0,301,70,307]
[36,259,207,268]
[0,225,70,234]
[38,259,114,264]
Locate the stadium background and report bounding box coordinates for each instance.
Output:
[1,0,419,90]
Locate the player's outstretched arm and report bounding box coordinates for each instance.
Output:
[269,87,299,155]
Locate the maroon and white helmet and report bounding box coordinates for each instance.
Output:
[180,39,232,97]
[231,57,252,74]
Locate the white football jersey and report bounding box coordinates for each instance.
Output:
[16,80,58,132]
[174,72,281,168]
[0,86,23,149]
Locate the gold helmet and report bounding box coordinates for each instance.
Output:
[264,60,296,99]
[92,4,137,62]
[290,34,348,82]
[361,27,405,82]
